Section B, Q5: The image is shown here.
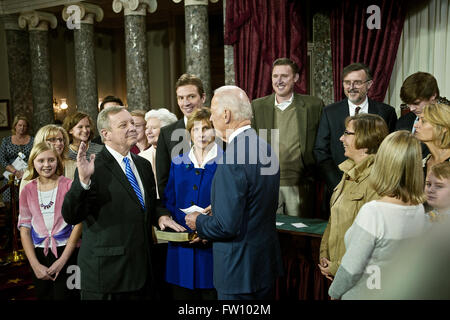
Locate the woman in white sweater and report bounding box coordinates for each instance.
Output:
[329,131,431,300]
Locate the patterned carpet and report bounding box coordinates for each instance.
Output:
[0,249,37,300]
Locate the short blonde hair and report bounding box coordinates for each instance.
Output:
[370,131,425,205]
[24,142,64,180]
[33,125,70,160]
[11,115,31,135]
[130,110,146,119]
[422,103,450,149]
[429,162,450,181]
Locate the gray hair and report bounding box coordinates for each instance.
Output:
[213,86,253,121]
[97,105,126,142]
[145,108,178,128]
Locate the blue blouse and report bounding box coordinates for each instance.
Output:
[163,149,221,290]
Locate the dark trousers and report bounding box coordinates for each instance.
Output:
[32,246,80,300]
[171,284,217,300]
[217,284,275,300]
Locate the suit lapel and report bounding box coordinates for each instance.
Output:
[263,95,275,143]
[100,148,143,210]
[294,94,307,155]
[367,98,378,115]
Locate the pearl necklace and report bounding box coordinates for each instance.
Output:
[37,178,57,210]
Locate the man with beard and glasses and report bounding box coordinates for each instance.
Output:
[314,62,397,193]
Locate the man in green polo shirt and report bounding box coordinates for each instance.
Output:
[251,58,324,218]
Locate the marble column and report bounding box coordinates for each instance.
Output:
[312,12,334,106]
[174,0,217,105]
[1,15,33,121]
[18,11,57,130]
[113,0,157,111]
[223,0,235,85]
[62,3,104,123]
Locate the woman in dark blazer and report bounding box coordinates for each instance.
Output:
[163,107,222,300]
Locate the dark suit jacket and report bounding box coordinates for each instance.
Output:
[395,111,416,131]
[62,147,168,294]
[155,118,190,199]
[196,128,284,295]
[313,98,397,191]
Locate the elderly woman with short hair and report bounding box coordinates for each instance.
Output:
[319,113,389,280]
[138,108,178,198]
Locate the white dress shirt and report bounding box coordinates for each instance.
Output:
[348,96,369,116]
[274,93,294,111]
[80,145,146,205]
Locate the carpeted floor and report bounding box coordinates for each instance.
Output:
[0,248,36,300]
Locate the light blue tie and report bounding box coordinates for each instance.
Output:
[123,157,145,210]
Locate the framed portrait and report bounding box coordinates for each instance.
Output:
[0,99,10,129]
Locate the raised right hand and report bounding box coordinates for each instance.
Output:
[77,141,95,184]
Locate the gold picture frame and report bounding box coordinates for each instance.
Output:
[0,100,10,129]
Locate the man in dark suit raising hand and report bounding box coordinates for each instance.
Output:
[62,106,184,300]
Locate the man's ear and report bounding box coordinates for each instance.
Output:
[224,109,231,124]
[294,73,299,83]
[101,129,109,141]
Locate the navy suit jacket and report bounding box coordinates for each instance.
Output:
[313,98,397,191]
[196,128,284,295]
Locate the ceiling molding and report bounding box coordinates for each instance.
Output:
[0,0,84,14]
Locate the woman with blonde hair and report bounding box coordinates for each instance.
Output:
[20,125,76,194]
[18,142,81,300]
[0,115,34,202]
[413,103,450,175]
[329,131,430,300]
[319,113,388,280]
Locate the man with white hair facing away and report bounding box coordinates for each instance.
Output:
[185,86,284,300]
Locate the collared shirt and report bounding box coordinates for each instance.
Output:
[188,143,218,169]
[274,93,294,111]
[227,125,252,144]
[80,145,145,205]
[348,96,369,116]
[105,145,145,204]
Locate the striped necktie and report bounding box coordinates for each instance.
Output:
[123,157,145,210]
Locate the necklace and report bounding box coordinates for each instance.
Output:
[37,178,57,210]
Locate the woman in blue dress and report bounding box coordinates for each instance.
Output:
[163,107,222,300]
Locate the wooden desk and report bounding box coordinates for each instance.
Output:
[275,215,330,300]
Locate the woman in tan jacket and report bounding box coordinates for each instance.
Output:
[318,113,389,280]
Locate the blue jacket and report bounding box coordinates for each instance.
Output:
[163,149,221,289]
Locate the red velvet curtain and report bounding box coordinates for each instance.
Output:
[225,0,308,100]
[330,0,406,102]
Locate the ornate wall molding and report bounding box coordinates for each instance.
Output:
[173,0,218,6]
[18,11,57,31]
[112,0,157,16]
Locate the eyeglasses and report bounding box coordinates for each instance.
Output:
[342,80,371,88]
[343,130,355,136]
